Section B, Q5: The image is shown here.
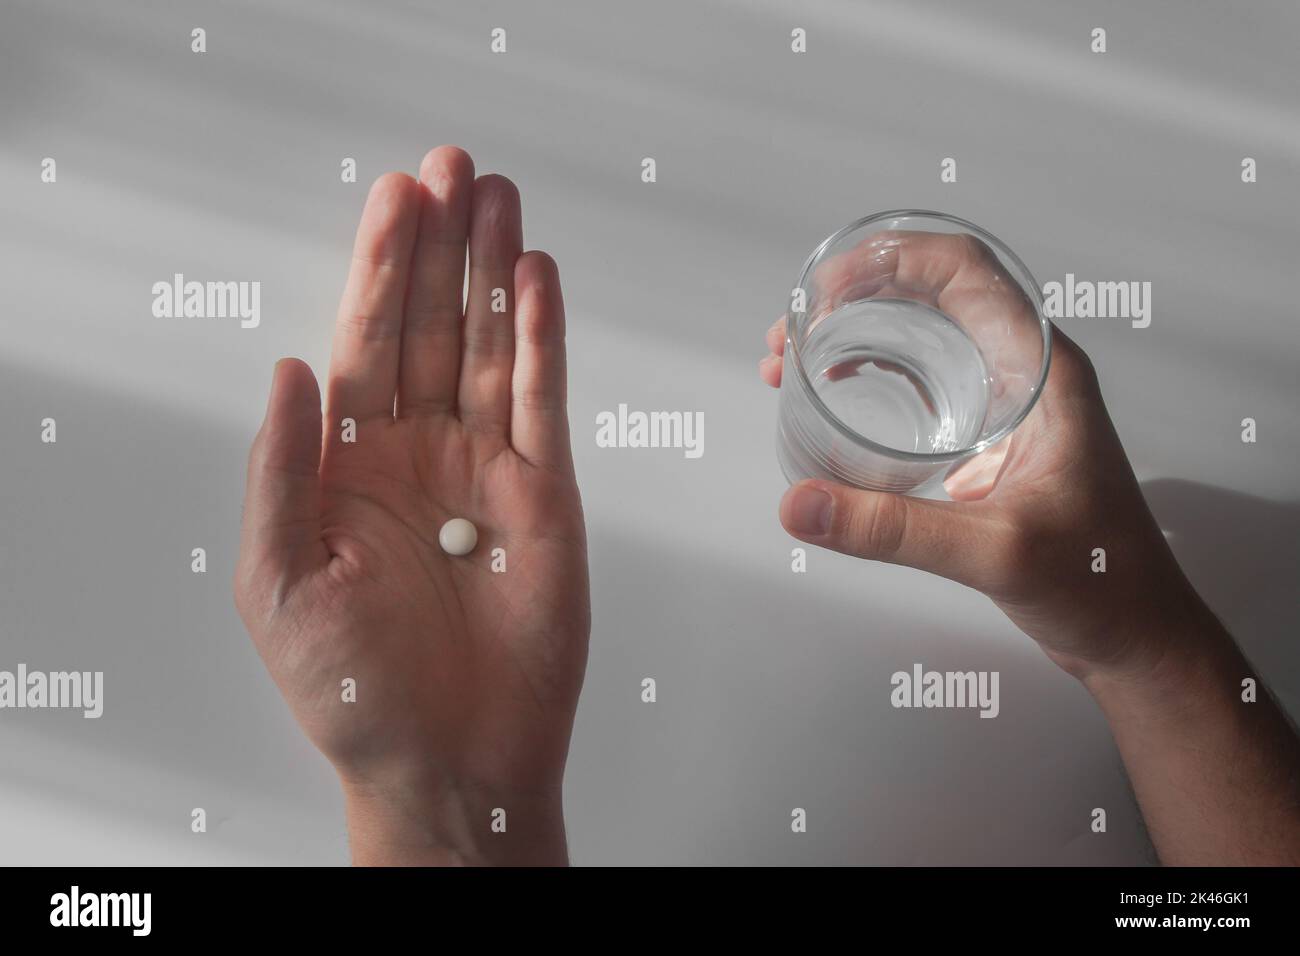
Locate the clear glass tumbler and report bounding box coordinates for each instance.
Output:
[776,211,1051,494]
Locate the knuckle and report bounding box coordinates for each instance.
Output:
[994,521,1047,582]
[246,427,271,473]
[956,232,996,265]
[1052,333,1102,395]
[513,389,564,414]
[337,309,397,341]
[463,326,512,356]
[404,300,460,331]
[846,493,908,560]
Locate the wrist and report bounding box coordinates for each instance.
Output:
[1078,595,1237,708]
[1034,551,1220,683]
[339,770,569,866]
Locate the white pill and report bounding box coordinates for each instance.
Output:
[438,518,478,556]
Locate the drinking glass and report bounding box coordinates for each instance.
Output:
[776,210,1051,494]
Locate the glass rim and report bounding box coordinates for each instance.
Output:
[785,209,1053,464]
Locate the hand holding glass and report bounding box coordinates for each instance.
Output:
[776,212,1051,494]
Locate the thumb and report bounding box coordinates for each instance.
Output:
[237,358,328,609]
[779,479,991,590]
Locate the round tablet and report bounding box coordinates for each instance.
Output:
[438,518,478,556]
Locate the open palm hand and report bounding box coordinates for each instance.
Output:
[235,148,588,864]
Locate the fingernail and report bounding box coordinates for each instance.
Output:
[787,486,832,535]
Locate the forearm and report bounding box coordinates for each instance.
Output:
[1084,601,1300,865]
[341,773,570,866]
